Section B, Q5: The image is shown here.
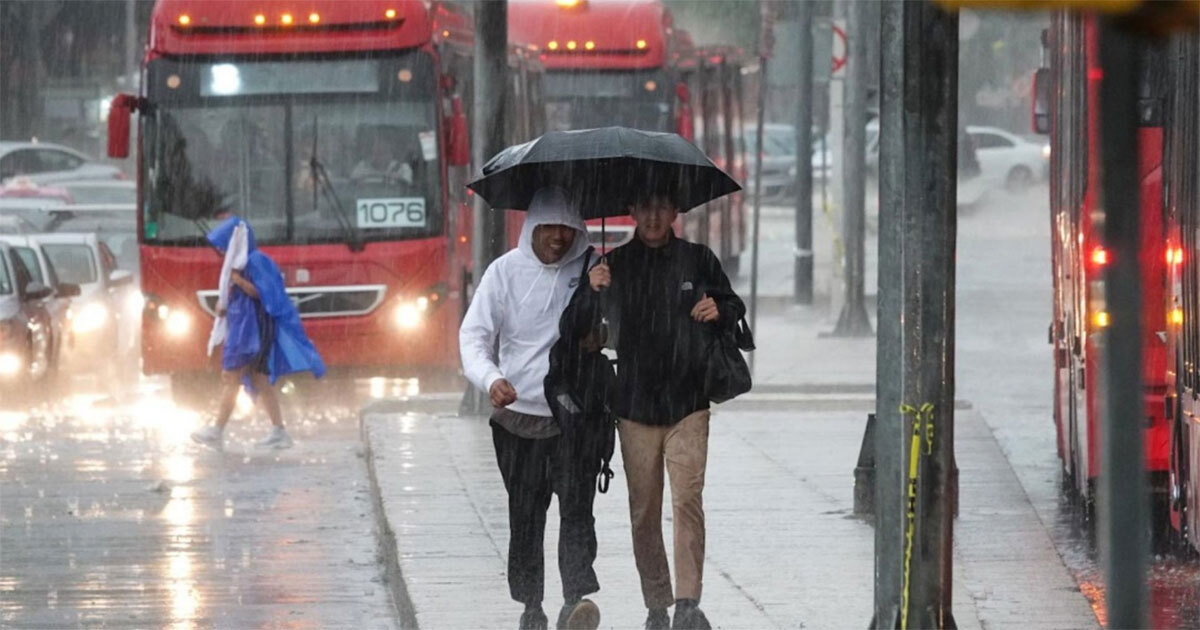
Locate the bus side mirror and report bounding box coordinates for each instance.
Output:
[446,96,470,167]
[674,83,694,141]
[107,93,139,159]
[1032,68,1050,135]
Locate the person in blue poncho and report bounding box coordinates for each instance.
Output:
[191,216,326,450]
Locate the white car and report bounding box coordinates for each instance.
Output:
[865,123,1049,201]
[26,233,137,376]
[0,142,123,186]
[0,235,79,375]
[964,125,1049,193]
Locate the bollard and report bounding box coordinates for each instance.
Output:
[854,413,877,517]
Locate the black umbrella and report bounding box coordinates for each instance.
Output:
[466,126,741,219]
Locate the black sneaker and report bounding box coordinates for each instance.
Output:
[672,600,711,630]
[520,606,549,630]
[556,598,600,630]
[644,608,671,630]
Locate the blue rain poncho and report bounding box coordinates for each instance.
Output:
[206,217,326,384]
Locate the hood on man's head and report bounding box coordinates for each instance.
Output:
[517,187,589,266]
[207,215,257,253]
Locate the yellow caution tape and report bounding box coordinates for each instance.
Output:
[898,402,935,630]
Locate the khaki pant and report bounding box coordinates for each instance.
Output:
[618,409,710,608]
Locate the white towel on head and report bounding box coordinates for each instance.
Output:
[206,222,249,357]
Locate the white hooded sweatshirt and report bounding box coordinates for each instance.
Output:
[459,188,592,417]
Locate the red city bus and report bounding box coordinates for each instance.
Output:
[1036,13,1171,533]
[107,0,544,400]
[1160,30,1199,550]
[508,0,747,271]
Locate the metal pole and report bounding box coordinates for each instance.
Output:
[871,0,904,626]
[793,0,815,305]
[1097,19,1148,629]
[749,1,771,377]
[872,2,957,627]
[124,0,137,88]
[474,0,509,271]
[833,0,872,336]
[463,0,509,415]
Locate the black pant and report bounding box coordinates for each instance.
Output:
[491,420,601,606]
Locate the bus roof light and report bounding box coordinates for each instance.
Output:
[567,40,577,50]
[548,40,559,50]
[385,8,398,19]
[309,12,320,24]
[1171,308,1184,326]
[584,40,595,50]
[281,13,294,25]
[254,14,266,26]
[1091,247,1108,266]
[1093,311,1110,329]
[636,39,648,49]
[178,14,191,26]
[556,0,582,7]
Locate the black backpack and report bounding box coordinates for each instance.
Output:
[544,248,617,492]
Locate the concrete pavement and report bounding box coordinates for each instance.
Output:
[361,184,1100,629]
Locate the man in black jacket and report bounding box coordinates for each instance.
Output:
[562,193,744,630]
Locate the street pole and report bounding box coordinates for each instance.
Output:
[124,0,137,88]
[872,1,957,627]
[474,0,508,269]
[463,0,508,415]
[832,0,872,336]
[871,0,903,626]
[1097,19,1148,629]
[749,0,772,377]
[793,0,814,305]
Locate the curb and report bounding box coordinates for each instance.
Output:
[361,411,420,630]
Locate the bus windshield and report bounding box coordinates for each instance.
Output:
[141,53,442,247]
[543,69,672,132]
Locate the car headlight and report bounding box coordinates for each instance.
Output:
[0,351,22,377]
[393,296,430,331]
[1042,144,1051,159]
[71,302,110,334]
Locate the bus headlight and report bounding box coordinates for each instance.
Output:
[165,309,193,338]
[72,302,110,334]
[0,352,22,377]
[393,297,429,331]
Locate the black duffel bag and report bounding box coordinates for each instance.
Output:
[704,314,754,404]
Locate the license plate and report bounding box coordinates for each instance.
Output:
[355,198,426,229]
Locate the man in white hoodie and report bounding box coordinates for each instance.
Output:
[460,187,601,630]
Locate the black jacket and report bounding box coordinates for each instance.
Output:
[562,232,745,426]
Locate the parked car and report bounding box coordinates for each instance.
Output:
[748,123,834,201]
[0,141,122,186]
[0,243,57,387]
[55,180,136,205]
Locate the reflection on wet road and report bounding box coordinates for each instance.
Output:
[0,381,395,629]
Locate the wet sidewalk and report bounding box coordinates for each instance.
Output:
[362,396,1097,629]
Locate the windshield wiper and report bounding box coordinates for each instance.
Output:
[310,117,364,253]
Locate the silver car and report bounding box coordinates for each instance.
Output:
[0,142,123,186]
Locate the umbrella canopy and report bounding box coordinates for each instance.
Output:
[467,126,742,219]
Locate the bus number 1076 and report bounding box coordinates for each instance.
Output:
[356,197,426,229]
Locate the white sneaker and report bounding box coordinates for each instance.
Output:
[191,425,224,448]
[257,426,294,449]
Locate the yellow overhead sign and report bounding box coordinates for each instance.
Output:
[931,0,1199,37]
[932,0,1141,12]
